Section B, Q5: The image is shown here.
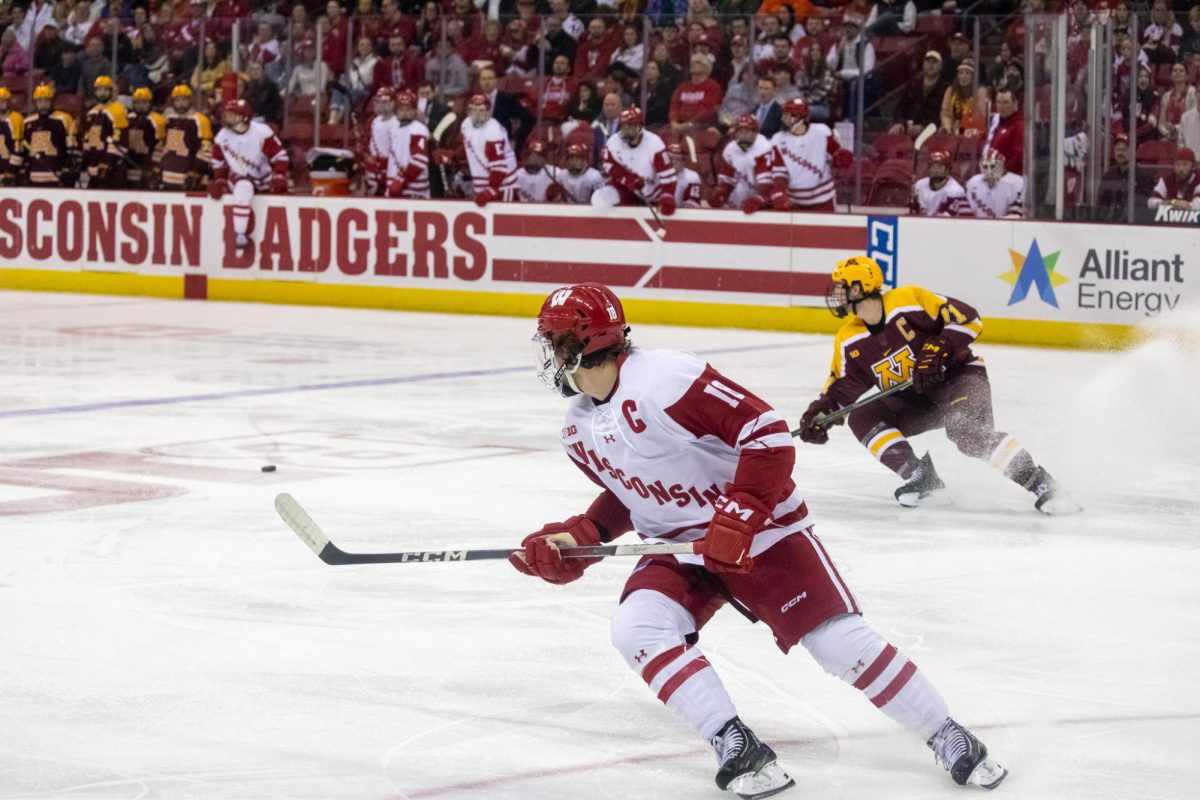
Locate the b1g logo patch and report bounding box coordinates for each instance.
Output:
[871,345,914,388]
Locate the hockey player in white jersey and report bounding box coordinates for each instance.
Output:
[514,140,558,202]
[910,150,967,216]
[512,282,1008,798]
[386,90,431,199]
[668,143,703,208]
[558,143,604,204]
[712,113,784,213]
[364,88,397,196]
[209,98,289,250]
[769,98,853,211]
[460,93,517,206]
[964,149,1024,219]
[593,106,677,216]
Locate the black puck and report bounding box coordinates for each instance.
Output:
[261,465,277,472]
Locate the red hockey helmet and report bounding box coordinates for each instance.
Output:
[565,143,588,158]
[537,283,628,356]
[782,98,809,123]
[527,139,548,155]
[373,86,394,103]
[223,98,252,131]
[929,150,951,165]
[467,92,491,110]
[667,143,683,157]
[618,105,644,126]
[734,113,758,132]
[1177,147,1196,164]
[394,89,417,108]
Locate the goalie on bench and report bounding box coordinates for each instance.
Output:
[512,282,1009,798]
[796,256,1081,514]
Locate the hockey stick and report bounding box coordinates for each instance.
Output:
[275,493,697,565]
[541,164,569,203]
[790,379,913,436]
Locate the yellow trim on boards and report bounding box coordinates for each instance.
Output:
[0,267,1145,351]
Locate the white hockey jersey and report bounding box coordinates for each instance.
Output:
[770,123,839,206]
[717,134,776,206]
[212,120,287,187]
[365,113,398,194]
[964,172,1024,219]
[559,348,810,567]
[556,166,604,204]
[515,167,555,202]
[388,118,431,198]
[460,116,517,192]
[600,129,676,203]
[676,167,702,208]
[910,175,967,217]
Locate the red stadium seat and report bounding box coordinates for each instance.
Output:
[871,131,914,163]
[1136,139,1177,165]
[52,93,82,118]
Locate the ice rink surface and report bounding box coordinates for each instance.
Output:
[2,290,1197,800]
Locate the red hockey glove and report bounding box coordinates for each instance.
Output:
[771,190,791,211]
[509,515,603,585]
[832,148,853,169]
[912,336,954,394]
[546,182,563,202]
[207,178,229,200]
[699,492,771,574]
[617,170,644,193]
[387,177,406,197]
[433,148,455,166]
[270,173,289,194]
[658,193,676,216]
[487,170,507,190]
[798,394,842,445]
[710,186,731,207]
[741,194,764,215]
[474,186,499,206]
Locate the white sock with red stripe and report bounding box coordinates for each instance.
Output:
[611,589,737,742]
[802,613,950,739]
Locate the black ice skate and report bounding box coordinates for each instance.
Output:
[927,718,1008,790]
[711,717,795,799]
[894,452,947,508]
[1026,466,1082,515]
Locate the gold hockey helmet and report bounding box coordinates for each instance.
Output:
[133,87,153,101]
[0,86,10,100]
[826,256,885,319]
[94,75,115,90]
[171,84,193,98]
[33,83,56,100]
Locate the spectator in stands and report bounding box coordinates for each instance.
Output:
[1114,63,1161,142]
[33,20,68,72]
[750,75,783,138]
[244,59,283,126]
[724,33,754,91]
[500,18,533,77]
[1143,0,1183,65]
[531,14,576,75]
[757,34,797,77]
[1,25,31,75]
[866,0,916,37]
[80,36,114,103]
[986,41,1016,91]
[795,41,835,117]
[1097,135,1149,221]
[771,62,800,104]
[753,14,783,63]
[942,31,971,84]
[469,20,506,73]
[191,39,228,97]
[286,41,331,108]
[656,21,689,67]
[417,80,453,138]
[891,51,948,138]
[287,4,315,53]
[594,89,623,139]
[566,80,602,127]
[322,0,350,74]
[48,44,82,93]
[1112,0,1134,38]
[984,87,1023,175]
[827,13,874,119]
[539,53,574,123]
[718,39,756,127]
[346,37,379,108]
[575,17,615,80]
[62,1,95,47]
[377,0,417,52]
[1148,146,1200,210]
[248,22,281,80]
[1159,61,1198,143]
[671,52,723,131]
[1180,104,1200,154]
[426,37,470,101]
[548,0,584,42]
[1183,5,1200,65]
[124,23,167,90]
[478,64,535,152]
[940,60,985,138]
[611,24,644,75]
[374,34,424,94]
[642,60,675,128]
[414,0,442,54]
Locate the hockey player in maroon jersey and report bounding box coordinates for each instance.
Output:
[21,84,77,187]
[797,257,1081,514]
[155,85,213,192]
[512,283,1009,797]
[81,76,129,188]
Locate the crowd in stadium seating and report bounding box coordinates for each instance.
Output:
[1,0,1198,218]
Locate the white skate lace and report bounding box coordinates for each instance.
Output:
[714,726,747,764]
[931,720,969,771]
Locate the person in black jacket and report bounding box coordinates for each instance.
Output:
[478,65,536,153]
[243,60,284,127]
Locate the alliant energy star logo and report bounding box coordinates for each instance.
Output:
[999,239,1068,308]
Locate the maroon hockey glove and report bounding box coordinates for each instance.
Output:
[270,173,289,194]
[798,394,843,444]
[741,195,764,215]
[699,492,771,574]
[207,178,229,200]
[474,186,499,206]
[433,149,455,166]
[546,182,563,202]
[710,186,731,208]
[387,177,406,197]
[771,190,790,211]
[658,194,676,216]
[912,336,954,394]
[832,148,853,169]
[509,515,603,585]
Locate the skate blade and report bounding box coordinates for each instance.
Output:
[896,488,950,509]
[729,761,796,799]
[1036,493,1083,516]
[967,758,1008,790]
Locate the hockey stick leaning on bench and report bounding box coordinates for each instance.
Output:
[275,493,698,565]
[789,379,914,437]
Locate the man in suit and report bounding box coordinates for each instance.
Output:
[478,65,536,154]
[752,77,783,139]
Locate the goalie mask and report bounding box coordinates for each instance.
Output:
[533,283,629,397]
[733,113,758,150]
[980,148,1006,187]
[467,93,491,126]
[618,106,644,146]
[826,256,884,319]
